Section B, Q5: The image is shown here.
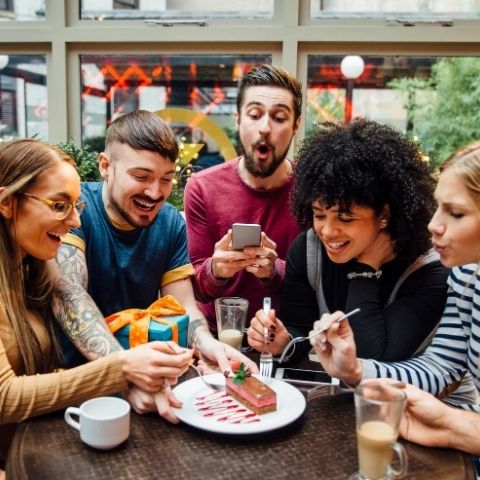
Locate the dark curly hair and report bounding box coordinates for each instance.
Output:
[291,119,436,264]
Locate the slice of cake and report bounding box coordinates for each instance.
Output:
[224,362,277,415]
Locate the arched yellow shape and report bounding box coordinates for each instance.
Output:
[155,108,237,163]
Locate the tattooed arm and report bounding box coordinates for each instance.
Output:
[51,243,123,360]
[51,243,194,423]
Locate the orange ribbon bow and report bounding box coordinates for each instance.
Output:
[105,295,186,348]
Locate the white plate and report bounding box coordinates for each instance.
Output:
[172,373,306,435]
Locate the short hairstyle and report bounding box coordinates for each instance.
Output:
[291,119,436,264]
[440,141,480,213]
[105,110,179,162]
[236,64,302,122]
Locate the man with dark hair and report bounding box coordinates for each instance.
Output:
[54,110,254,422]
[184,64,302,331]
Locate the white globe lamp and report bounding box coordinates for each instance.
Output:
[340,55,364,123]
[340,55,365,80]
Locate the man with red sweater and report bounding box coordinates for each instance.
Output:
[184,64,302,332]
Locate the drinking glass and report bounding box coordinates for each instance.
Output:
[350,380,408,480]
[215,297,249,350]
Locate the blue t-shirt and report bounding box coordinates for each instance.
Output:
[64,182,193,316]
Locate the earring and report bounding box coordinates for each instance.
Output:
[381,219,388,228]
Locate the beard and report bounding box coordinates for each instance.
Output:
[241,141,291,178]
[108,194,158,229]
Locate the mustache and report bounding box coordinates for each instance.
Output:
[252,137,274,150]
[135,194,163,203]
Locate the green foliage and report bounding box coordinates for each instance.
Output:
[167,149,198,211]
[168,185,185,211]
[231,362,250,385]
[222,125,239,152]
[387,76,432,137]
[390,58,480,167]
[305,90,344,139]
[58,138,101,182]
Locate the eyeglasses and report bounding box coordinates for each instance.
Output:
[20,192,87,220]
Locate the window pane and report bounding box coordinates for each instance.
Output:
[311,0,480,20]
[80,0,273,20]
[306,55,480,167]
[0,0,45,21]
[0,54,47,140]
[80,54,270,184]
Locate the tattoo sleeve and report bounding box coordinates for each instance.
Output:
[51,243,123,360]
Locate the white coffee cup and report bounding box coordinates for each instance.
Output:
[64,396,130,450]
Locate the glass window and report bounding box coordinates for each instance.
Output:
[80,53,269,168]
[306,55,480,167]
[0,54,47,141]
[80,0,273,21]
[0,0,45,21]
[310,0,480,20]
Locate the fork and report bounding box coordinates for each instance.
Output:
[278,307,361,364]
[189,363,225,392]
[307,383,346,402]
[259,297,273,381]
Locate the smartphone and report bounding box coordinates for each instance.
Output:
[275,368,341,387]
[231,223,261,250]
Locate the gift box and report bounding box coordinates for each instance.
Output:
[114,314,188,348]
[106,295,189,348]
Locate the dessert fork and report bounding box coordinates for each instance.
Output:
[189,363,225,392]
[278,308,361,364]
[259,297,273,381]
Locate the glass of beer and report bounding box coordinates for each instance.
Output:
[215,297,249,350]
[350,380,408,480]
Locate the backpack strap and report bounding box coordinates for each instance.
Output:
[306,228,329,315]
[385,249,440,306]
[385,248,441,355]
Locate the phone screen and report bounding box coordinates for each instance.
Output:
[231,223,261,250]
[282,368,334,384]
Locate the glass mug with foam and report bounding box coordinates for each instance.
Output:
[215,297,249,350]
[64,396,130,450]
[350,381,408,480]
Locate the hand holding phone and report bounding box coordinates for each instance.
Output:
[231,223,261,250]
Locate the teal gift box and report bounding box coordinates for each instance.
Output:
[115,314,189,349]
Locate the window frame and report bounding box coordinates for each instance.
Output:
[0,0,478,146]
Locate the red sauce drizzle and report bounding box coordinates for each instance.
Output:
[194,390,261,424]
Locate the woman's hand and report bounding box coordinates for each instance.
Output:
[309,311,363,386]
[399,383,460,449]
[126,383,182,424]
[247,308,290,356]
[119,341,193,392]
[195,330,258,374]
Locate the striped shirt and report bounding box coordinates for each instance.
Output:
[363,264,480,410]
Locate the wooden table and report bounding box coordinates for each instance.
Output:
[6,377,475,480]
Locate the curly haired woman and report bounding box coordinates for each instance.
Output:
[247,118,449,363]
